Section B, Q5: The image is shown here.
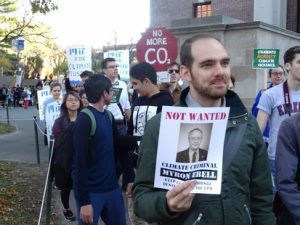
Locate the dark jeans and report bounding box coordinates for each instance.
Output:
[274,193,296,225]
[115,123,135,190]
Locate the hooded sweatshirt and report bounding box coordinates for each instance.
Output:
[128,90,174,136]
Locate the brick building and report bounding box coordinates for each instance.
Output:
[150,0,300,33]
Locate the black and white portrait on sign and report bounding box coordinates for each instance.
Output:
[176,123,213,163]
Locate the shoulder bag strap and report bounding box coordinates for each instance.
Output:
[81,108,96,136]
[283,80,292,117]
[223,121,247,171]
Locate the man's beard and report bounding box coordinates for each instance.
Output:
[190,72,228,100]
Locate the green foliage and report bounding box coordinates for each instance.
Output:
[53,60,68,75]
[30,0,58,14]
[0,56,13,72]
[24,55,43,79]
[0,122,16,135]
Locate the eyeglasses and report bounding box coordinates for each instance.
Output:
[106,87,114,93]
[67,98,79,102]
[189,137,202,141]
[106,65,119,69]
[168,69,179,74]
[271,72,284,76]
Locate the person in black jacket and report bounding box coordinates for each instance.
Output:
[276,113,300,225]
[125,62,174,225]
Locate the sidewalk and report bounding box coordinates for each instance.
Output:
[0,106,49,163]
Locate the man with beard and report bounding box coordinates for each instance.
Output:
[132,35,275,225]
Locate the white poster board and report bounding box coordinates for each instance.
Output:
[45,101,61,140]
[154,106,229,194]
[67,47,92,86]
[104,50,130,81]
[37,86,51,121]
[157,71,170,84]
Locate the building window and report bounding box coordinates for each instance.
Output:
[194,2,212,18]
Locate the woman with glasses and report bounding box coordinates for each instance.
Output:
[52,91,83,221]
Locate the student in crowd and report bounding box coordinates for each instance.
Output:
[132,34,275,225]
[80,70,93,83]
[125,62,174,225]
[43,82,63,116]
[101,57,132,189]
[52,91,82,221]
[72,75,137,225]
[35,81,43,109]
[251,66,285,146]
[79,90,89,108]
[43,82,62,145]
[22,87,32,109]
[159,62,182,103]
[275,113,300,225]
[256,46,300,193]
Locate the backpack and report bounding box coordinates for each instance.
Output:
[53,108,113,189]
[81,108,113,136]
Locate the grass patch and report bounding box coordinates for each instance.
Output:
[0,161,48,225]
[0,122,16,135]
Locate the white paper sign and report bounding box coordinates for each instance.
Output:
[104,50,129,81]
[157,71,170,84]
[154,106,229,194]
[67,47,92,85]
[45,101,61,140]
[37,86,51,121]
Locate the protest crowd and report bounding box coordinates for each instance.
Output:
[6,36,300,225]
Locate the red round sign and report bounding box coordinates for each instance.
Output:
[136,27,178,72]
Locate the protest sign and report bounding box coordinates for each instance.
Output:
[45,101,61,140]
[67,47,92,85]
[37,86,51,121]
[104,50,130,81]
[154,106,229,194]
[252,49,279,69]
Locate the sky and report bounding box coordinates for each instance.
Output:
[32,0,150,49]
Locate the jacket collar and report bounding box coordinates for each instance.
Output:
[178,87,248,118]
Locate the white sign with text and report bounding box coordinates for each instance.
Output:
[104,50,130,81]
[67,47,92,85]
[154,106,229,194]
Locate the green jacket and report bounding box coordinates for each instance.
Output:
[133,88,276,225]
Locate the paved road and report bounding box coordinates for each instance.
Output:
[0,106,49,163]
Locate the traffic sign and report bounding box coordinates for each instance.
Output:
[252,49,279,69]
[136,27,178,72]
[17,39,24,50]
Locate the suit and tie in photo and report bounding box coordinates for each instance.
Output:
[176,127,208,163]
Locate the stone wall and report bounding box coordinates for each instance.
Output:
[170,17,300,109]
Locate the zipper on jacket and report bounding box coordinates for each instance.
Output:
[244,204,252,224]
[192,212,203,225]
